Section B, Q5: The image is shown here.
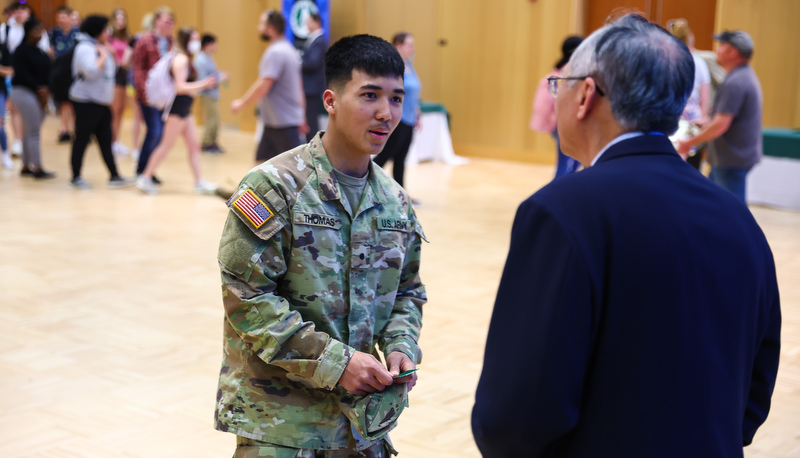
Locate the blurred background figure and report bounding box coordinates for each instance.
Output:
[3,1,49,159]
[132,6,174,181]
[109,7,132,158]
[0,7,10,169]
[68,14,133,190]
[49,5,77,144]
[667,18,710,170]
[136,27,217,195]
[372,32,421,198]
[300,12,328,142]
[529,35,583,180]
[194,32,228,154]
[231,10,304,163]
[11,17,53,178]
[127,12,155,161]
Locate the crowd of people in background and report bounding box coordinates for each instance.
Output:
[0,1,425,200]
[0,2,230,195]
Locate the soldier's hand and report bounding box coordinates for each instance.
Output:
[339,351,393,396]
[387,351,418,392]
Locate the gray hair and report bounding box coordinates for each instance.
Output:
[566,14,694,135]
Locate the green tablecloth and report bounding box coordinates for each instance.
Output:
[420,101,450,129]
[763,128,800,160]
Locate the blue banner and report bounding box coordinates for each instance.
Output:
[282,0,331,48]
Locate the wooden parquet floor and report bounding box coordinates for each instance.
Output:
[0,116,798,457]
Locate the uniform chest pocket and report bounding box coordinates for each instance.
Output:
[291,212,346,272]
[360,218,412,271]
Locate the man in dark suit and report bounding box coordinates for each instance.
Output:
[471,14,781,458]
[301,12,329,142]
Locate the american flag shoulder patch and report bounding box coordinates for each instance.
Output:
[232,189,273,228]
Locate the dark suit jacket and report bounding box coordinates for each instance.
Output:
[472,135,781,457]
[301,33,328,96]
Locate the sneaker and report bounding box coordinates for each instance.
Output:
[1,152,12,169]
[70,176,92,190]
[202,144,224,154]
[58,132,72,143]
[136,175,158,194]
[194,179,218,195]
[108,175,135,188]
[33,169,56,179]
[112,142,130,157]
[20,166,33,177]
[10,140,22,157]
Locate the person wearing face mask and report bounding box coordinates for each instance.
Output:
[136,27,217,195]
[231,10,306,163]
[68,15,134,190]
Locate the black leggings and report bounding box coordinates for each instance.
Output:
[373,121,413,187]
[71,102,120,179]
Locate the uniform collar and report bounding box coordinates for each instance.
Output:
[307,132,390,208]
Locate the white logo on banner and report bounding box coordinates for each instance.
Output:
[290,0,319,40]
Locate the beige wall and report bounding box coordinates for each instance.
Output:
[716,0,800,129]
[67,0,797,163]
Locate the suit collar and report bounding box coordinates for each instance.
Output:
[594,133,678,165]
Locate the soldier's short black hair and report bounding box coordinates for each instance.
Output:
[325,34,404,90]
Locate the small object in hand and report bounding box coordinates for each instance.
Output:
[393,368,418,379]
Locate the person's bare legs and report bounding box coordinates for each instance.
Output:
[111,86,127,146]
[183,115,205,183]
[8,100,23,153]
[141,115,185,179]
[58,102,74,140]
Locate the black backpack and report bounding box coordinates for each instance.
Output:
[49,46,78,101]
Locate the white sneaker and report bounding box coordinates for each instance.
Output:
[1,152,12,169]
[194,179,218,195]
[10,140,22,157]
[136,175,158,194]
[112,142,130,157]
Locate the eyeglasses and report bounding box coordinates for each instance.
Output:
[547,76,606,97]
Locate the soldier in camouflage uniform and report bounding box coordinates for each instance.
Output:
[215,34,427,458]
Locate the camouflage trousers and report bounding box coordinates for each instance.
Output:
[233,436,398,458]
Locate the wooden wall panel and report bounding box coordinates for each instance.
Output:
[716,0,800,128]
[363,1,440,102]
[436,0,577,163]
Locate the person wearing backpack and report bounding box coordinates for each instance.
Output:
[68,15,133,190]
[131,6,174,181]
[136,27,216,195]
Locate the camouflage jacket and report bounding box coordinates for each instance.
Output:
[214,132,427,450]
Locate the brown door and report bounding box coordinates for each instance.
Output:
[587,0,717,50]
[18,0,67,31]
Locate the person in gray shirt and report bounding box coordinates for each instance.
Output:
[678,30,762,203]
[194,33,228,153]
[231,10,306,163]
[69,15,132,189]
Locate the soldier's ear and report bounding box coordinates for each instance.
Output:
[322,89,336,115]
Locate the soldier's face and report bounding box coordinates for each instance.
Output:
[326,69,404,157]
